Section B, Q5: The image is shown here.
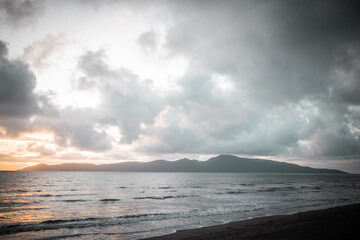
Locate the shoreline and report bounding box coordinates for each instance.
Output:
[142,203,360,240]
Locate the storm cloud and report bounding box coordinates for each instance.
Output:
[0,0,359,171]
[139,0,360,159]
[0,40,38,117]
[0,40,40,135]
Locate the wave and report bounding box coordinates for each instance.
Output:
[39,194,52,197]
[0,206,48,213]
[133,195,196,200]
[41,217,99,224]
[158,186,173,189]
[0,189,42,194]
[215,186,298,194]
[15,189,28,193]
[0,202,30,207]
[62,199,87,203]
[134,196,175,200]
[39,194,65,198]
[0,212,171,235]
[216,190,245,195]
[239,183,256,186]
[118,212,168,219]
[257,186,296,192]
[38,193,95,198]
[226,190,245,194]
[100,198,120,202]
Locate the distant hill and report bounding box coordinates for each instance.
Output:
[20,155,347,174]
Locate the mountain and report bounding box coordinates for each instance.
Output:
[22,163,99,171]
[19,155,347,174]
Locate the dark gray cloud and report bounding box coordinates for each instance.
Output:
[0,0,44,27]
[275,0,360,46]
[164,0,355,104]
[0,40,39,118]
[0,40,40,135]
[139,0,360,160]
[0,40,59,136]
[332,43,360,105]
[77,0,355,99]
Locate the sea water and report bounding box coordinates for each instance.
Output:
[0,172,359,239]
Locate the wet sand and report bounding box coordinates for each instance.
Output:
[143,203,360,240]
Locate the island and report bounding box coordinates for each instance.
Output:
[20,155,347,174]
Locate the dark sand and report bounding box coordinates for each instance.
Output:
[143,203,360,240]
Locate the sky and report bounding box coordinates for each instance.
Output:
[0,0,359,172]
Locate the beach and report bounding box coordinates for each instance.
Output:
[144,203,360,240]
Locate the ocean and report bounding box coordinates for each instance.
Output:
[0,172,359,239]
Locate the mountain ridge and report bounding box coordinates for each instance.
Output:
[19,154,347,174]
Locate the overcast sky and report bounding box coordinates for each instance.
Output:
[0,0,359,172]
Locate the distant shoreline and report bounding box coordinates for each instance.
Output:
[142,203,360,240]
[14,171,352,174]
[18,155,348,174]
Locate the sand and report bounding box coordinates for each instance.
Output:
[142,203,360,240]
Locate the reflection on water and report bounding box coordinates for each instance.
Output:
[0,172,360,239]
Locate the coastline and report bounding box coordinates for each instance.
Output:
[142,203,360,240]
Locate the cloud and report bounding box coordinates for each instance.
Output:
[164,0,360,102]
[0,0,44,27]
[0,40,41,135]
[76,49,163,144]
[332,42,360,105]
[26,142,56,156]
[141,98,304,156]
[0,40,39,118]
[1,0,359,166]
[138,0,360,159]
[0,41,111,153]
[137,30,158,54]
[301,129,360,157]
[0,40,59,137]
[46,48,163,151]
[23,33,70,69]
[77,49,111,79]
[165,0,334,103]
[49,108,112,152]
[1,43,162,153]
[0,153,24,162]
